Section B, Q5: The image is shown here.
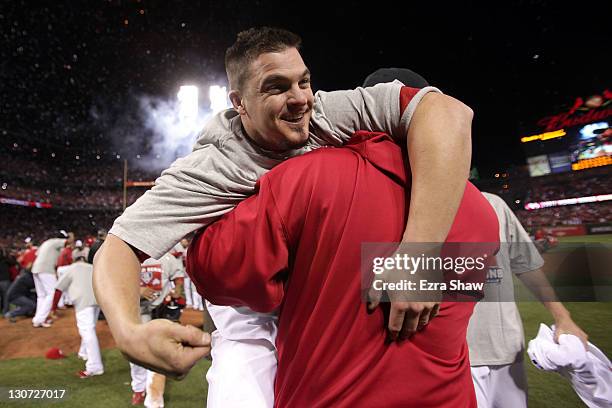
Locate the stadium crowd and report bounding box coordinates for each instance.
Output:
[524,174,612,203]
[1,185,145,210]
[1,160,610,247]
[0,206,117,250]
[516,202,612,228]
[1,156,158,188]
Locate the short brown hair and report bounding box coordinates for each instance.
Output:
[225,27,302,92]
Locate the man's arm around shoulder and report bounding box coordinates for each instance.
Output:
[371,92,474,340]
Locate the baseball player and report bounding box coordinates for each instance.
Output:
[17,237,37,272]
[55,239,77,309]
[171,239,193,309]
[31,230,74,327]
[94,26,475,404]
[467,193,588,408]
[130,253,184,407]
[54,249,104,378]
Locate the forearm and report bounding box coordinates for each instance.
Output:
[404,93,473,242]
[172,279,184,299]
[517,268,570,321]
[93,234,143,348]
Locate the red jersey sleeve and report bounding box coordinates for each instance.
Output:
[186,177,288,313]
[399,86,422,116]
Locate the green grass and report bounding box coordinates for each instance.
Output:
[0,349,211,407]
[517,233,612,407]
[519,301,612,408]
[558,234,612,243]
[1,236,610,408]
[2,304,610,408]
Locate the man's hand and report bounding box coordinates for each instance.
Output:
[367,245,443,341]
[140,287,158,301]
[516,269,589,349]
[118,319,211,379]
[368,290,441,341]
[377,300,440,341]
[554,315,588,348]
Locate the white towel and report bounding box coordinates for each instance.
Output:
[527,323,612,408]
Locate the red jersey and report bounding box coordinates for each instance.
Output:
[56,246,73,268]
[18,247,37,269]
[188,133,499,407]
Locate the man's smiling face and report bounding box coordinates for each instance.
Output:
[233,47,314,151]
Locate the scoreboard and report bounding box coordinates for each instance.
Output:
[522,90,611,177]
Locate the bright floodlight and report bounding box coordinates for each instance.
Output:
[177,85,199,123]
[209,85,230,113]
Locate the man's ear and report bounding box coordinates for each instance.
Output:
[228,90,246,115]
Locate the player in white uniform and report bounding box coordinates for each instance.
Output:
[93,27,475,406]
[467,193,588,408]
[31,231,74,327]
[171,238,203,310]
[55,249,103,378]
[130,253,184,407]
[172,240,192,309]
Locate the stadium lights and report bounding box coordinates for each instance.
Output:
[177,85,199,123]
[209,85,230,113]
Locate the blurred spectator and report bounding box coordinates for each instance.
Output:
[4,271,36,322]
[73,240,90,264]
[17,237,38,272]
[0,247,17,314]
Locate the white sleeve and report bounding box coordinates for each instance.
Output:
[166,256,184,280]
[506,206,545,274]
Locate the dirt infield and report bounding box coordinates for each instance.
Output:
[0,308,205,360]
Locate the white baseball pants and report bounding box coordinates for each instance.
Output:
[471,361,528,408]
[32,273,57,325]
[76,306,103,373]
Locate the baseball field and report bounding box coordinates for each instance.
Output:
[0,235,610,407]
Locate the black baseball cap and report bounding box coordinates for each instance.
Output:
[363,67,429,88]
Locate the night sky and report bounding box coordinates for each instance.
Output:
[1,0,609,176]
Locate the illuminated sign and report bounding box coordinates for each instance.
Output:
[571,156,612,171]
[521,129,566,143]
[522,90,611,176]
[538,108,612,132]
[548,152,572,173]
[527,155,551,177]
[0,197,52,208]
[580,122,609,139]
[524,194,612,210]
[125,181,155,187]
[537,90,612,132]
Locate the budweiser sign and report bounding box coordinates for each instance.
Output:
[537,90,612,132]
